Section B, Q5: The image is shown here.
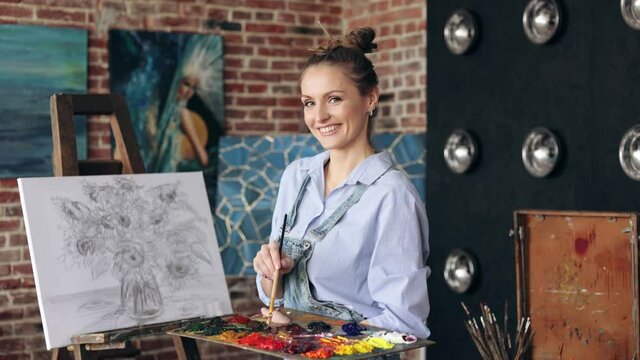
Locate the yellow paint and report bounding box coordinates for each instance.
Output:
[319,336,349,346]
[352,341,374,353]
[332,340,375,355]
[210,330,245,343]
[334,344,356,355]
[364,337,395,349]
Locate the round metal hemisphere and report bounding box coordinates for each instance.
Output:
[444,129,477,174]
[621,0,640,30]
[523,0,561,44]
[444,249,477,294]
[444,9,477,55]
[522,127,560,177]
[619,125,640,181]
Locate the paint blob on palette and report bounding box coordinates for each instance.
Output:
[169,308,433,359]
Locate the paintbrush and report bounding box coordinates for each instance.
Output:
[266,214,287,325]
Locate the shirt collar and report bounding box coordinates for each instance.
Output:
[299,151,393,186]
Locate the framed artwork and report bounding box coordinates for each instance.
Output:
[0,24,87,178]
[18,172,232,349]
[109,30,224,175]
[215,133,426,275]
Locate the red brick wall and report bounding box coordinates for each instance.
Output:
[0,0,427,359]
[344,0,427,133]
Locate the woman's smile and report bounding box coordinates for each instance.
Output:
[318,124,341,135]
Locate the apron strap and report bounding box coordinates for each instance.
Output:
[286,174,311,232]
[310,166,393,240]
[309,183,367,240]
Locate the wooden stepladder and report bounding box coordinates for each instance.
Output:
[49,94,201,360]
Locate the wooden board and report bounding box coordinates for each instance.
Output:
[168,308,434,359]
[514,210,639,359]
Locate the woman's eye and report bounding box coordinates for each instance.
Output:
[328,97,342,104]
[303,100,314,108]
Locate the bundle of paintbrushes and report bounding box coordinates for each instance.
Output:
[461,302,534,360]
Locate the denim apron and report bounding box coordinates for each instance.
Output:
[281,174,369,322]
[279,169,401,360]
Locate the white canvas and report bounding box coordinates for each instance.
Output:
[18,172,232,349]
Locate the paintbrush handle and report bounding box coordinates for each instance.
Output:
[267,268,280,324]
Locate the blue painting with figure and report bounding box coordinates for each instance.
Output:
[0,25,87,178]
[109,30,224,174]
[215,133,426,275]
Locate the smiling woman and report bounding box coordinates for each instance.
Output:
[301,65,376,159]
[252,27,431,355]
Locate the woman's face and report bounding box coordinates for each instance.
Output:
[300,64,377,152]
[177,76,198,101]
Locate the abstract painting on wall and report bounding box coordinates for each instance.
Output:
[215,133,426,275]
[109,30,224,176]
[0,24,87,178]
[18,172,232,349]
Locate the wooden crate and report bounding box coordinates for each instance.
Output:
[514,210,639,359]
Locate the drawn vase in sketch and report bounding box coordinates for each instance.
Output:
[120,269,163,320]
[114,245,164,320]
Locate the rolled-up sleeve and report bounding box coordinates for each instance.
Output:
[365,186,431,338]
[256,274,284,307]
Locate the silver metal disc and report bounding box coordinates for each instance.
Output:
[444,9,477,55]
[619,125,640,181]
[523,0,561,44]
[522,127,560,178]
[444,249,477,294]
[444,129,477,174]
[621,0,640,30]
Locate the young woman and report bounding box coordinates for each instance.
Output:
[252,27,430,339]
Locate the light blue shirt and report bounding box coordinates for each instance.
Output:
[256,151,431,338]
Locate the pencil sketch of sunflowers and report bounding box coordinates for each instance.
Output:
[52,177,212,321]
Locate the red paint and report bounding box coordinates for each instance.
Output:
[226,315,251,325]
[575,237,589,255]
[303,347,334,358]
[238,333,267,346]
[257,338,285,351]
[237,333,285,351]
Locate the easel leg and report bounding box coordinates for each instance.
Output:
[51,347,73,360]
[172,335,201,360]
[72,344,91,360]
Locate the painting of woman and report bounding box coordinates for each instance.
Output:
[109,31,224,174]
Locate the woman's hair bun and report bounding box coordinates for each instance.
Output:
[309,26,378,55]
[343,27,377,54]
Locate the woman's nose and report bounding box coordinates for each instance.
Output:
[314,104,330,122]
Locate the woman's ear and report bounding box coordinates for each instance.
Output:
[368,86,380,110]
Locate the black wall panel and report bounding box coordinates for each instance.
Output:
[426,1,640,358]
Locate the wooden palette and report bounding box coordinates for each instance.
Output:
[168,308,434,359]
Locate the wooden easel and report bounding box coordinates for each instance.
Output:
[49,93,201,360]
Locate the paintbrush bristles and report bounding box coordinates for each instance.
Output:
[461,302,534,360]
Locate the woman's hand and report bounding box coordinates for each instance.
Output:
[253,241,294,280]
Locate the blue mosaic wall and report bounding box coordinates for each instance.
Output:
[215,133,426,275]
